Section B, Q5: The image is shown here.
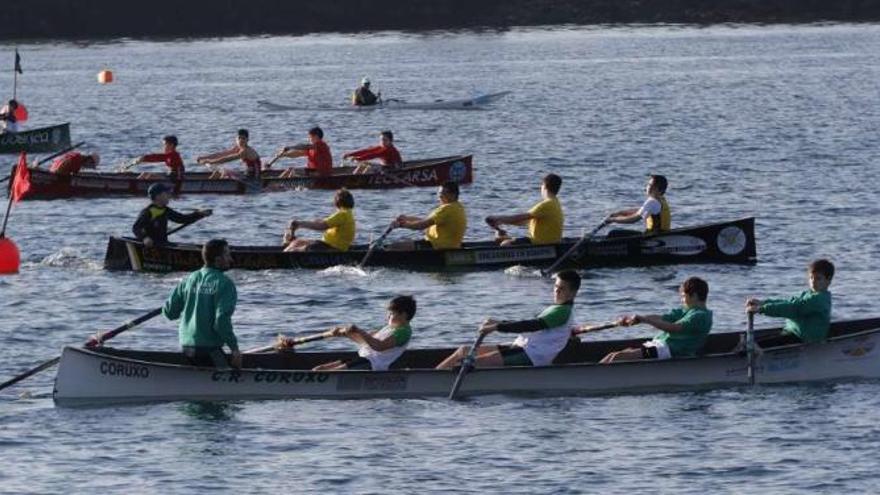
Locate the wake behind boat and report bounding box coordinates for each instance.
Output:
[52,317,880,404]
[104,218,756,272]
[258,91,511,112]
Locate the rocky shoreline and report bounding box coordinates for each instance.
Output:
[2,0,879,40]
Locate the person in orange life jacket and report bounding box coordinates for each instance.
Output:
[273,126,333,177]
[605,174,671,237]
[435,270,581,369]
[48,152,100,175]
[132,183,212,247]
[344,130,403,175]
[0,100,20,133]
[197,129,262,179]
[133,135,185,181]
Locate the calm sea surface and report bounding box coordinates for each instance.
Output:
[2,24,880,493]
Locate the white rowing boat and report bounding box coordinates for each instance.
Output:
[257,91,511,112]
[52,318,880,405]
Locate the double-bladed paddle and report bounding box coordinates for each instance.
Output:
[539,220,608,277]
[0,307,162,392]
[358,221,396,269]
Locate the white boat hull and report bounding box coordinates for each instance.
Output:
[257,91,511,112]
[53,319,880,405]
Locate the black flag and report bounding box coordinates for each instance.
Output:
[14,49,22,74]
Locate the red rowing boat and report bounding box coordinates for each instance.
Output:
[11,155,473,200]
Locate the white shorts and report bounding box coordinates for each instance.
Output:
[642,339,672,360]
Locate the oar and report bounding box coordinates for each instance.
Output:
[272,329,337,351]
[0,141,86,183]
[485,217,509,242]
[746,311,756,385]
[164,213,209,238]
[358,221,396,269]
[264,153,284,169]
[448,330,487,400]
[572,321,618,336]
[539,220,608,277]
[0,307,162,392]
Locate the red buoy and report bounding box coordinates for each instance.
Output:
[0,237,21,274]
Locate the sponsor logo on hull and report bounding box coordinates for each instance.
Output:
[445,246,557,266]
[717,226,747,256]
[641,235,707,256]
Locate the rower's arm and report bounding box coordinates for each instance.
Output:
[496,318,546,333]
[351,328,397,352]
[132,209,151,239]
[197,148,233,162]
[760,293,824,318]
[398,217,434,230]
[638,314,682,333]
[166,207,203,225]
[214,280,239,353]
[162,281,185,321]
[490,212,531,227]
[607,211,641,224]
[294,219,330,231]
[205,149,245,165]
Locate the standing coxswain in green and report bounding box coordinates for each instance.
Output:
[162,239,241,368]
[599,277,712,363]
[746,259,834,343]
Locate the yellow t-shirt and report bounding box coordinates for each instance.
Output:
[425,201,467,249]
[528,197,563,244]
[322,208,355,251]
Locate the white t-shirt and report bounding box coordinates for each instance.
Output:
[637,198,661,219]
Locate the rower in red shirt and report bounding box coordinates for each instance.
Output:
[272,126,333,177]
[49,152,100,175]
[344,130,403,174]
[197,129,262,180]
[133,135,185,181]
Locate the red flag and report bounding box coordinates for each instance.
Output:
[11,152,31,202]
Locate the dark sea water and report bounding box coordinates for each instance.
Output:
[1,24,880,492]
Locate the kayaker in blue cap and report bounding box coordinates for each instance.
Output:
[132,183,212,247]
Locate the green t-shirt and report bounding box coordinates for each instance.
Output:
[654,306,713,358]
[760,290,832,343]
[162,267,239,351]
[390,323,412,346]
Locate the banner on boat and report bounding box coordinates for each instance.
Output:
[0,123,71,154]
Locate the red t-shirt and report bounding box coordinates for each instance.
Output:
[142,151,185,178]
[349,144,402,166]
[307,141,333,175]
[50,152,91,175]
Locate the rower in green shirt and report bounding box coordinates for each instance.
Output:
[162,238,241,368]
[746,259,834,343]
[600,277,713,363]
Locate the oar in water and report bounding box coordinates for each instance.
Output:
[539,220,608,277]
[746,311,756,385]
[0,141,86,183]
[0,307,162,392]
[358,221,396,269]
[448,330,488,400]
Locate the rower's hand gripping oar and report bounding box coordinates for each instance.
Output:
[540,219,608,277]
[448,330,488,400]
[358,221,396,269]
[0,307,162,392]
[244,329,338,353]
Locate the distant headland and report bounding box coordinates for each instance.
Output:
[2,0,879,40]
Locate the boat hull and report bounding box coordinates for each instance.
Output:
[258,91,511,112]
[13,155,473,200]
[0,123,71,154]
[53,318,880,405]
[104,218,757,272]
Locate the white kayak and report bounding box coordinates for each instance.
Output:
[258,91,511,112]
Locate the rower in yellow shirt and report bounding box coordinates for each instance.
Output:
[390,181,467,250]
[486,173,564,246]
[283,189,356,252]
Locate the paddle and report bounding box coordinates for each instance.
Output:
[539,220,608,277]
[746,311,756,385]
[358,221,396,269]
[572,321,619,336]
[0,307,162,392]
[448,330,488,400]
[0,141,86,183]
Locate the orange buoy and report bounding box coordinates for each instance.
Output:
[12,103,27,122]
[0,237,21,274]
[97,70,114,84]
